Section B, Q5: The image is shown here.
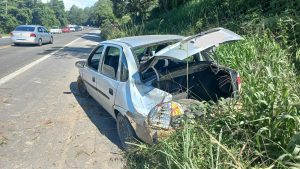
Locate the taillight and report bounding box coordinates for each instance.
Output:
[237,73,241,92]
[30,33,36,37]
[10,32,13,36]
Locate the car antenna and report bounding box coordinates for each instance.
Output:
[186,42,189,97]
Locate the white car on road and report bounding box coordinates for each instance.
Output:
[10,25,53,46]
[75,28,242,149]
[50,26,62,34]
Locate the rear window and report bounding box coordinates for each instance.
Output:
[132,41,177,66]
[15,26,35,32]
[52,26,59,29]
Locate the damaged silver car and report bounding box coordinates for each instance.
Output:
[75,28,242,149]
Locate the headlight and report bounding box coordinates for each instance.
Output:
[148,101,183,129]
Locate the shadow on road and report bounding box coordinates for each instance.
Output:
[69,82,122,149]
[11,44,38,47]
[81,33,103,43]
[36,46,97,59]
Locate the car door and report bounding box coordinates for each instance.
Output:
[81,45,105,101]
[37,27,43,41]
[42,27,51,42]
[96,44,122,115]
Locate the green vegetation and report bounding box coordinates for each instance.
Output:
[126,34,300,168]
[97,0,300,168]
[0,0,68,33]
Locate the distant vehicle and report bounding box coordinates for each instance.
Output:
[50,26,62,34]
[70,27,76,32]
[10,25,53,46]
[75,26,82,31]
[62,27,71,33]
[75,28,242,149]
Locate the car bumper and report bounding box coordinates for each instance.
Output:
[11,37,38,44]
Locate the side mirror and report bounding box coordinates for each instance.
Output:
[75,60,85,68]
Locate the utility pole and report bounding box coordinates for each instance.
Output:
[5,0,7,15]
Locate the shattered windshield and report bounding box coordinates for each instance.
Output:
[132,41,177,66]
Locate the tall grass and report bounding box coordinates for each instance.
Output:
[126,35,299,168]
[100,0,300,168]
[103,0,300,70]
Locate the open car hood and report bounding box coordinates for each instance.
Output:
[139,28,243,73]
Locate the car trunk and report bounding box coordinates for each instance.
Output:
[150,61,237,102]
[138,28,242,102]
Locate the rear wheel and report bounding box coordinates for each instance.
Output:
[117,113,137,150]
[38,38,42,46]
[49,37,53,44]
[77,76,89,97]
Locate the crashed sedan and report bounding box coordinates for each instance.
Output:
[75,28,242,149]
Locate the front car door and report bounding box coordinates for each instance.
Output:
[81,45,104,101]
[95,44,122,115]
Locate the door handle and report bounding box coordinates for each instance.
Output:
[109,88,113,95]
[92,77,95,82]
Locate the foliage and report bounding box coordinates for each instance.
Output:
[0,0,68,33]
[126,35,300,168]
[99,0,300,168]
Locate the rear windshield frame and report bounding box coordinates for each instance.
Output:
[15,26,35,32]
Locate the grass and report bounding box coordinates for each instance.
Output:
[0,33,10,38]
[125,36,300,168]
[101,0,300,168]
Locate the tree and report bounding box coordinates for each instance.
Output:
[67,5,86,25]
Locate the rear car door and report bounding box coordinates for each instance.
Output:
[82,45,105,101]
[42,27,51,42]
[37,27,44,41]
[96,44,122,115]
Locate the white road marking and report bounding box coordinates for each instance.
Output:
[0,35,84,86]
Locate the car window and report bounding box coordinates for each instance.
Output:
[15,26,35,32]
[87,46,104,71]
[101,46,120,80]
[42,27,48,33]
[120,54,128,82]
[38,27,43,32]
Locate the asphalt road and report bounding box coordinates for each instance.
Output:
[0,30,99,79]
[0,29,124,169]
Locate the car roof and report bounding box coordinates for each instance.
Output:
[17,25,41,27]
[105,35,184,48]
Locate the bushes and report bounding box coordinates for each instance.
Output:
[100,0,300,168]
[126,35,300,168]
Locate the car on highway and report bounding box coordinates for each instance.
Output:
[50,26,62,34]
[69,26,76,32]
[10,25,53,46]
[62,27,71,33]
[75,26,83,31]
[75,28,242,149]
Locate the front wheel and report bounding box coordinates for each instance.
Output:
[117,113,137,150]
[49,37,53,44]
[77,76,89,97]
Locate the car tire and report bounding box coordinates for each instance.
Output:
[77,76,89,98]
[14,43,20,46]
[117,113,137,150]
[38,39,42,46]
[50,37,53,44]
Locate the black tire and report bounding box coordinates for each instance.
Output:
[14,43,20,46]
[49,37,53,44]
[38,38,42,46]
[117,113,137,150]
[77,76,89,97]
